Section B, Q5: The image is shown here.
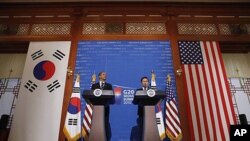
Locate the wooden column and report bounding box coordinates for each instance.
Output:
[58,8,83,141]
[166,18,191,141]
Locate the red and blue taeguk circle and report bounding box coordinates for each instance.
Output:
[33,60,55,81]
[68,97,81,114]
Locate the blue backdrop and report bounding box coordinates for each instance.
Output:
[75,40,177,141]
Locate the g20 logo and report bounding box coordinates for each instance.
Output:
[123,89,135,95]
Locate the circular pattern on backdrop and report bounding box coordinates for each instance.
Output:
[33,60,55,81]
[67,97,81,114]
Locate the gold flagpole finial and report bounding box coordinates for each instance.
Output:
[167,74,171,82]
[91,71,96,82]
[151,70,156,81]
[76,73,80,82]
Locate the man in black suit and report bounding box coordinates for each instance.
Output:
[91,71,113,90]
[136,76,150,141]
[91,71,113,140]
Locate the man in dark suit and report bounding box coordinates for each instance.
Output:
[136,76,150,141]
[91,71,113,90]
[91,71,113,141]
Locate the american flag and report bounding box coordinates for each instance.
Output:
[82,103,93,140]
[81,74,95,141]
[165,74,182,141]
[179,41,236,141]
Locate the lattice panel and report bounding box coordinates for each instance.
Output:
[0,79,6,97]
[0,78,21,128]
[228,78,250,125]
[0,24,19,35]
[228,79,240,124]
[243,78,250,95]
[177,23,218,35]
[218,24,231,35]
[0,24,8,35]
[82,23,105,34]
[17,24,30,35]
[31,23,71,35]
[218,24,250,35]
[126,23,166,34]
[82,23,123,34]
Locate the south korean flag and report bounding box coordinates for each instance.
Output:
[9,41,71,141]
[24,43,68,93]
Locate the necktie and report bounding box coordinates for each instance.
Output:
[101,82,105,89]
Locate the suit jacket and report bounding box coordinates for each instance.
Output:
[91,82,113,90]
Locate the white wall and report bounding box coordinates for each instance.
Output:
[222,53,250,78]
[0,54,27,78]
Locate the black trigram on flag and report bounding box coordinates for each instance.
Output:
[47,80,61,92]
[73,87,80,93]
[53,50,65,60]
[156,117,161,125]
[24,80,38,92]
[68,118,78,126]
[31,50,44,60]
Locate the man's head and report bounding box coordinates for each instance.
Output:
[98,71,107,81]
[140,76,149,88]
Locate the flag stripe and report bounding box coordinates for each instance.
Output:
[83,114,91,129]
[83,118,91,131]
[165,78,182,141]
[85,106,92,122]
[201,42,222,141]
[213,41,235,125]
[83,103,93,134]
[180,41,236,141]
[82,88,94,140]
[198,65,214,140]
[205,42,227,141]
[82,124,89,136]
[166,119,178,136]
[211,42,230,140]
[215,41,236,124]
[166,108,181,134]
[169,100,178,115]
[86,104,93,114]
[184,65,200,141]
[167,102,177,118]
[204,41,224,141]
[192,65,208,141]
[167,102,181,128]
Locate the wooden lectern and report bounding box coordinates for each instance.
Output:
[133,90,166,141]
[82,90,114,141]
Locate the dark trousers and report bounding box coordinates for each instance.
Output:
[105,106,111,141]
[138,106,143,141]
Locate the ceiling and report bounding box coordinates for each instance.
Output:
[0,0,250,3]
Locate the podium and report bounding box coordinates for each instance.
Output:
[82,90,114,141]
[133,90,166,141]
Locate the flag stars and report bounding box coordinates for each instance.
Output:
[178,41,204,64]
